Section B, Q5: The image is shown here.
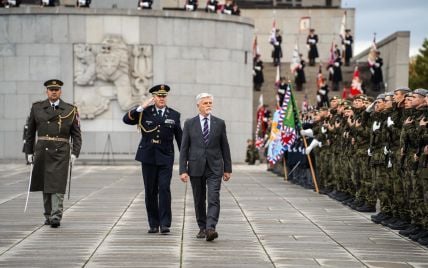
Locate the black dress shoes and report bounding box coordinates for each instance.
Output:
[148,227,159,233]
[44,219,50,225]
[160,226,170,234]
[50,218,60,228]
[206,229,218,241]
[196,229,206,239]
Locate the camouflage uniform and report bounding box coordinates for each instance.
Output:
[401,105,427,226]
[370,109,392,216]
[386,102,408,221]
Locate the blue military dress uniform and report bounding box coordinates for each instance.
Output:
[123,100,182,231]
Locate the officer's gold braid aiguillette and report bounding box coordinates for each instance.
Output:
[138,112,159,133]
[58,107,76,132]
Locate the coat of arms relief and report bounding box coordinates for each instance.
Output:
[73,35,153,119]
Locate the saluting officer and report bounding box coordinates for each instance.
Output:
[123,84,182,234]
[25,79,82,228]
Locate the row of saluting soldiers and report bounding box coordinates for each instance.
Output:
[293,88,428,247]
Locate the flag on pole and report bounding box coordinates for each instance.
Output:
[279,84,297,151]
[269,19,277,45]
[267,83,298,164]
[350,66,363,96]
[339,11,347,40]
[299,16,311,32]
[316,64,324,89]
[255,94,265,149]
[368,33,377,66]
[290,43,300,75]
[328,41,335,65]
[252,36,259,59]
[301,94,309,113]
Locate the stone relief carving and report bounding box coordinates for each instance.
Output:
[73,35,153,119]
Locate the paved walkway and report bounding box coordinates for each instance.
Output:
[0,164,427,268]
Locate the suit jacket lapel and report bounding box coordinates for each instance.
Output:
[192,116,202,142]
[208,116,217,146]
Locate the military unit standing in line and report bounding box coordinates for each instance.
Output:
[298,88,428,246]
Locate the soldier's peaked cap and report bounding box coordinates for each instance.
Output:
[149,84,170,96]
[413,88,428,97]
[44,79,63,89]
[393,87,411,93]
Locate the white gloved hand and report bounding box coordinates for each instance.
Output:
[318,141,322,148]
[319,89,326,95]
[254,66,261,71]
[300,129,314,137]
[367,148,372,156]
[27,154,33,164]
[372,121,381,132]
[365,102,375,113]
[70,154,77,165]
[306,139,320,154]
[321,126,327,134]
[334,62,340,67]
[383,146,389,155]
[375,63,380,67]
[316,95,322,103]
[370,67,375,74]
[387,159,392,168]
[387,116,394,127]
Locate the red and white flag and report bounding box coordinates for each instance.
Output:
[350,66,363,96]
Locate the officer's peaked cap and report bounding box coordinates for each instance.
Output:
[149,84,170,96]
[44,79,63,89]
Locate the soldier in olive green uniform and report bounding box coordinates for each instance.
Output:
[381,87,411,230]
[416,102,428,244]
[398,89,428,237]
[369,92,395,224]
[353,96,376,212]
[369,94,394,223]
[25,79,82,228]
[325,97,341,194]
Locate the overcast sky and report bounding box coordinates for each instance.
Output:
[341,0,427,56]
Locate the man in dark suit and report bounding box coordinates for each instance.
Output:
[123,84,182,234]
[25,79,82,228]
[179,93,232,241]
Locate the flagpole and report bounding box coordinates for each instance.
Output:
[283,157,288,181]
[289,83,319,193]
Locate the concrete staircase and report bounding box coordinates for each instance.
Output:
[252,61,356,131]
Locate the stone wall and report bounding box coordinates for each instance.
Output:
[0,8,254,162]
[353,31,410,90]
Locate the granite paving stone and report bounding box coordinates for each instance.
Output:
[0,164,427,267]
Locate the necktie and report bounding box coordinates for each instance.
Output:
[202,117,209,144]
[157,110,163,117]
[52,104,56,110]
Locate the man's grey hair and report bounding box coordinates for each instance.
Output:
[196,93,214,104]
